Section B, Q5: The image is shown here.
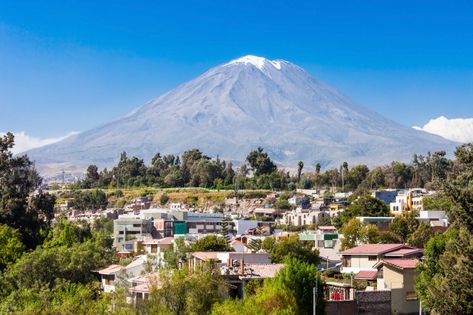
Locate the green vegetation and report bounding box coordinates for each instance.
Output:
[74,147,294,191]
[191,235,234,252]
[262,235,319,265]
[212,258,323,315]
[0,133,55,249]
[341,194,390,223]
[414,144,473,314]
[0,224,25,271]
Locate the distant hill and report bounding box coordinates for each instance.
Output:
[27,55,456,175]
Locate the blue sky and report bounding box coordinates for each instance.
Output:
[1,0,472,141]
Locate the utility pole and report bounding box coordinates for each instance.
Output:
[313,276,318,315]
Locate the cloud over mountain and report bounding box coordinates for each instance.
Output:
[1,131,77,154]
[413,116,473,143]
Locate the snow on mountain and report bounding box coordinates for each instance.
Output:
[26,55,457,173]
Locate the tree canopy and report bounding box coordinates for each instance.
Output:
[0,132,55,248]
[190,235,233,252]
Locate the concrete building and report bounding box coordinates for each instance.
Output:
[113,215,154,251]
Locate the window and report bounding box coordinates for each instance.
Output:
[368,256,377,261]
[133,224,141,227]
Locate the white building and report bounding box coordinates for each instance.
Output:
[389,189,434,215]
[282,208,330,226]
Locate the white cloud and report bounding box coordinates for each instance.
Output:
[0,131,78,154]
[413,116,473,143]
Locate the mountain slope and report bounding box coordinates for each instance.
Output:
[27,55,456,173]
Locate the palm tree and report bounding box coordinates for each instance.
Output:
[297,160,304,183]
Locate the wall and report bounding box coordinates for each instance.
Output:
[342,255,378,273]
[325,300,356,315]
[355,290,391,314]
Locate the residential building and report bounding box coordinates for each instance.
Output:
[232,219,259,235]
[142,237,174,255]
[300,226,341,269]
[113,215,154,251]
[283,208,330,226]
[375,259,420,314]
[188,251,271,271]
[340,244,422,274]
[390,189,434,215]
[253,208,284,220]
[372,190,397,205]
[97,255,152,293]
[288,196,310,209]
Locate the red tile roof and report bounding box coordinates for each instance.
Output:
[97,264,123,275]
[355,270,378,280]
[382,259,419,269]
[142,237,174,245]
[340,244,406,255]
[384,248,422,257]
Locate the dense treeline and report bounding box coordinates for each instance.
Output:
[76,147,293,190]
[77,148,452,192]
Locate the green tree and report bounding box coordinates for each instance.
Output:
[441,143,473,233]
[270,258,324,315]
[145,267,228,315]
[407,221,433,248]
[43,219,92,248]
[0,237,111,296]
[83,164,100,188]
[0,224,25,271]
[164,237,190,268]
[265,236,319,265]
[422,193,453,211]
[296,161,304,183]
[191,235,234,252]
[416,228,473,314]
[0,132,55,248]
[160,193,170,206]
[246,147,277,176]
[211,281,298,315]
[342,194,389,223]
[341,218,381,250]
[389,216,410,242]
[345,164,370,191]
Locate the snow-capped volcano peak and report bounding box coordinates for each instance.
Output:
[26,55,455,174]
[227,55,283,70]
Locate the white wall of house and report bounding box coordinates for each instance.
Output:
[341,255,379,274]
